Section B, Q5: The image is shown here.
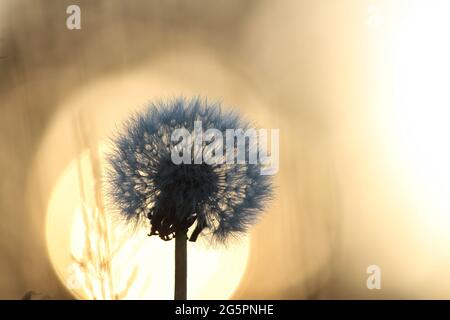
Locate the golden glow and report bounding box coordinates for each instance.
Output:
[29,47,289,298]
[16,0,450,300]
[34,49,272,299]
[388,1,450,232]
[46,148,250,299]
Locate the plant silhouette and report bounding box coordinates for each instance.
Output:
[107,97,273,299]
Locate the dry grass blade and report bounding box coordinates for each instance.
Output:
[69,113,140,299]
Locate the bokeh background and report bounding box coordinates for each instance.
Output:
[2,0,450,299]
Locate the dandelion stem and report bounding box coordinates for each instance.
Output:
[174,231,187,300]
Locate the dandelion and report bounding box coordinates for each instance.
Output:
[106,97,273,299]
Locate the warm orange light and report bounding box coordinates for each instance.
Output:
[385,1,450,239]
[46,149,250,299]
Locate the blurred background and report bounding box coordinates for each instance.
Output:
[1,0,450,299]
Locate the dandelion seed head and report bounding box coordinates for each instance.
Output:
[106,97,273,244]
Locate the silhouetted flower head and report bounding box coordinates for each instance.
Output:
[107,97,273,243]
